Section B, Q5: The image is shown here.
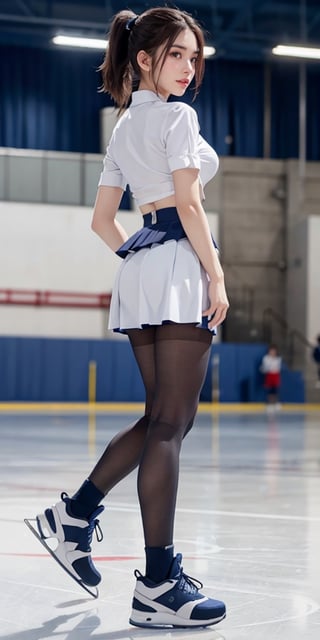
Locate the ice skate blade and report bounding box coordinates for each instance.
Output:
[24,518,99,599]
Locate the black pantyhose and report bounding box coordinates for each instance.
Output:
[89,323,212,549]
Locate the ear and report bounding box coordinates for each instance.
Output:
[136,50,152,72]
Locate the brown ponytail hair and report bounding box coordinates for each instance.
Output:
[99,7,205,111]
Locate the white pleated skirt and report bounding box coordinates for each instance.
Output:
[108,238,211,333]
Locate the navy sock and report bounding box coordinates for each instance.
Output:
[69,479,104,518]
[145,545,174,583]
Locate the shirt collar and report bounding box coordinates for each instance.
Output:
[131,90,167,106]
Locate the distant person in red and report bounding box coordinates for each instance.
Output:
[260,344,282,411]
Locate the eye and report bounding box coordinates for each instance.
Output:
[170,51,181,59]
[191,56,198,65]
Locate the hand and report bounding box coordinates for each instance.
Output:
[203,279,229,330]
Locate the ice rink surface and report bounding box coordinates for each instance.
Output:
[1,406,320,640]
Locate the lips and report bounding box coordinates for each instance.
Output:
[177,80,189,87]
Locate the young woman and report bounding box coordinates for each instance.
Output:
[32,6,229,629]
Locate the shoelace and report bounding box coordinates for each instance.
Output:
[178,571,203,595]
[61,492,104,546]
[87,515,103,544]
[134,566,204,594]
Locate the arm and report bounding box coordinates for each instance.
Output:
[91,185,129,252]
[172,167,229,329]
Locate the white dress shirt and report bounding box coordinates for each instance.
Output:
[98,90,219,207]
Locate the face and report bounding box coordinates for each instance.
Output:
[139,28,199,99]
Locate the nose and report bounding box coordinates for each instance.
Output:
[184,58,193,74]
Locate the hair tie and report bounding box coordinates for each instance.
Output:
[126,16,138,32]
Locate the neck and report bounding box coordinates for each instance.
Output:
[137,81,168,101]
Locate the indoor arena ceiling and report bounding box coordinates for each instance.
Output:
[0,0,319,61]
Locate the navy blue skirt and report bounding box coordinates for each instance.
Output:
[116,207,218,259]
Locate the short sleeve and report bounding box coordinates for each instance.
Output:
[164,104,201,173]
[98,146,127,190]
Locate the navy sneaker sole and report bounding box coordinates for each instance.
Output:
[129,610,226,628]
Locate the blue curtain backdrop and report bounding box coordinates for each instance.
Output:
[1,44,320,159]
[195,59,264,157]
[270,63,299,159]
[306,65,320,160]
[0,45,111,152]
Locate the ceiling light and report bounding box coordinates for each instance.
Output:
[53,35,216,57]
[272,44,320,60]
[204,46,216,58]
[53,35,107,49]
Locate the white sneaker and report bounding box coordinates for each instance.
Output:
[36,492,104,586]
[129,553,226,628]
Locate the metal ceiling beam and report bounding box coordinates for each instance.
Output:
[1,0,317,59]
[308,12,320,36]
[0,13,280,47]
[0,13,105,32]
[215,0,269,45]
[15,0,35,16]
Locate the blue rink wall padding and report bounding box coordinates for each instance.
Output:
[204,343,305,403]
[0,337,305,403]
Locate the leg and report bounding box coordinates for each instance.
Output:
[130,324,226,628]
[88,327,156,493]
[138,323,212,549]
[29,328,158,589]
